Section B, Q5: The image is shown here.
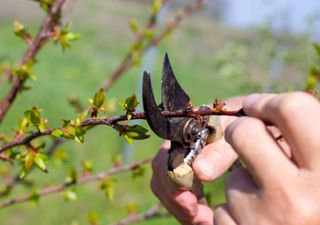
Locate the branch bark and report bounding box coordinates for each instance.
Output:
[0,0,66,124]
[0,158,152,209]
[0,138,63,197]
[0,107,244,153]
[110,204,170,225]
[101,0,204,92]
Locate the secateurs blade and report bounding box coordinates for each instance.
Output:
[142,54,218,191]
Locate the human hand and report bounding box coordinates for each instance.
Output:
[150,98,243,225]
[215,92,320,225]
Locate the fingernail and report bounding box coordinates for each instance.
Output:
[243,93,260,114]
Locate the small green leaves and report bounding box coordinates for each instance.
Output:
[304,42,320,93]
[81,160,93,175]
[149,0,162,15]
[24,150,35,170]
[93,89,105,109]
[129,19,140,34]
[34,152,48,173]
[65,167,78,184]
[13,21,32,45]
[132,166,145,179]
[313,42,320,57]
[125,124,150,140]
[119,94,140,120]
[12,59,36,80]
[63,190,77,201]
[31,0,55,13]
[24,106,47,132]
[89,89,105,117]
[51,21,80,51]
[87,211,100,225]
[53,114,87,143]
[52,128,64,138]
[99,178,116,202]
[117,124,150,144]
[20,149,48,179]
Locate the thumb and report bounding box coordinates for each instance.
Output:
[193,138,238,182]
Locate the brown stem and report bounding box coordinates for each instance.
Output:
[109,204,170,225]
[0,108,244,153]
[0,138,63,197]
[0,0,66,124]
[101,0,204,92]
[0,158,152,209]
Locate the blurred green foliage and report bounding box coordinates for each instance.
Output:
[0,0,317,225]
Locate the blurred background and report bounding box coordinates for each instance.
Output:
[0,0,319,224]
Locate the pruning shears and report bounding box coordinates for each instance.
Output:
[142,54,222,193]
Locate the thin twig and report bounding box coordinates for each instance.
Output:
[109,204,170,225]
[0,0,66,124]
[0,138,63,197]
[0,108,244,153]
[101,0,204,92]
[0,158,152,209]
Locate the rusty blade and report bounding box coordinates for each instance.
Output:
[142,71,186,142]
[161,53,190,112]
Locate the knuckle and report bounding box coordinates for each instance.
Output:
[275,92,316,118]
[225,117,265,148]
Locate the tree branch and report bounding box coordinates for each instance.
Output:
[0,0,66,124]
[0,138,63,197]
[0,107,244,153]
[101,0,204,92]
[0,158,152,209]
[109,204,170,225]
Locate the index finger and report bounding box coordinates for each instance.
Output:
[243,92,320,170]
[193,97,244,181]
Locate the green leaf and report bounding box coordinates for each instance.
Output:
[123,134,134,144]
[129,19,140,33]
[93,88,105,108]
[65,32,80,41]
[81,160,92,174]
[24,151,35,170]
[313,42,320,57]
[63,190,77,201]
[120,94,139,112]
[13,21,30,39]
[65,167,78,183]
[13,60,36,80]
[19,166,27,179]
[24,106,41,125]
[125,125,150,140]
[30,191,41,204]
[75,126,85,143]
[149,0,162,15]
[34,153,48,173]
[132,166,146,178]
[52,128,64,137]
[99,179,116,202]
[87,211,100,225]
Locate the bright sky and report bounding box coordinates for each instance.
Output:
[223,0,320,38]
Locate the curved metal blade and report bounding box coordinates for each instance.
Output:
[161,53,190,112]
[142,71,185,142]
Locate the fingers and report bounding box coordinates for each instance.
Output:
[225,117,297,187]
[151,141,213,224]
[225,167,259,224]
[193,97,244,182]
[193,138,237,181]
[214,204,238,225]
[243,92,320,170]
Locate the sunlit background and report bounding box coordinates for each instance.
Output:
[0,0,319,224]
